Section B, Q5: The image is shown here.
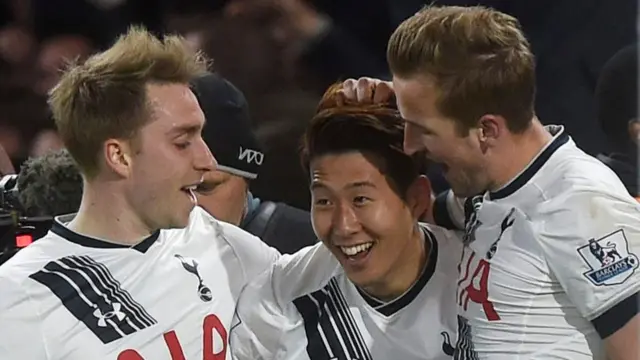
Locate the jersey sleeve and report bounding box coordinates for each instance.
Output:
[231,243,339,359]
[216,219,281,284]
[230,268,300,360]
[537,191,640,338]
[0,275,49,358]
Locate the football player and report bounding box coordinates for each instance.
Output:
[0,27,336,359]
[339,5,640,360]
[230,83,461,360]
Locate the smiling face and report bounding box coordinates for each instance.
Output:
[310,151,423,292]
[121,83,216,230]
[394,76,490,197]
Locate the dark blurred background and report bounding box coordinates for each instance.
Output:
[0,0,637,210]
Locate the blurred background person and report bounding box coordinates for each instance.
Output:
[0,0,636,233]
[191,72,317,253]
[595,43,639,197]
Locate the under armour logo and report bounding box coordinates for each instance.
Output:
[238,147,264,165]
[486,208,516,260]
[175,255,213,302]
[93,302,126,328]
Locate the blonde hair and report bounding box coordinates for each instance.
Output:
[49,26,209,178]
[387,5,535,134]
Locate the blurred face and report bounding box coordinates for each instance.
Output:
[121,83,216,230]
[394,75,490,197]
[310,152,422,293]
[195,170,249,225]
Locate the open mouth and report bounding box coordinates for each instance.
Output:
[339,242,375,261]
[181,185,198,205]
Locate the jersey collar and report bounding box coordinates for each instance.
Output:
[488,125,570,200]
[51,214,161,253]
[356,226,438,316]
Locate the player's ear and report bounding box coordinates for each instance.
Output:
[406,175,432,221]
[104,138,134,178]
[628,119,640,143]
[476,114,504,153]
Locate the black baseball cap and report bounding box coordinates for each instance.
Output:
[191,72,264,179]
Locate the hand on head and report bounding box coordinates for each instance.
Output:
[338,77,395,106]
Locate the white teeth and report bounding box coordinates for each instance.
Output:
[184,185,198,191]
[187,188,198,205]
[340,242,373,256]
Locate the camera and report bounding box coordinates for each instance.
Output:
[0,174,53,265]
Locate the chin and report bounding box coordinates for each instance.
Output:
[342,263,382,289]
[165,212,192,230]
[346,270,384,296]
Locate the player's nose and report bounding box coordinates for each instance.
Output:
[403,123,424,155]
[330,203,361,240]
[195,138,216,172]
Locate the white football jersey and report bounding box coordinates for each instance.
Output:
[0,206,288,360]
[230,224,462,360]
[434,126,640,359]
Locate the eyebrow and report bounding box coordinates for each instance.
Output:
[310,181,376,191]
[167,124,202,137]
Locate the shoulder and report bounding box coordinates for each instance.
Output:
[188,206,281,282]
[420,223,463,255]
[538,146,629,201]
[535,187,640,257]
[539,187,640,227]
[185,206,272,251]
[0,232,67,283]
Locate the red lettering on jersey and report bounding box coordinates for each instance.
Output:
[203,314,227,360]
[457,251,475,305]
[117,314,227,360]
[164,331,186,360]
[458,249,500,321]
[117,350,144,360]
[465,259,500,321]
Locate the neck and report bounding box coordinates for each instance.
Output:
[69,180,154,246]
[489,118,553,191]
[362,226,427,302]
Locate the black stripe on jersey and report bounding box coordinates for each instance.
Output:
[328,280,372,360]
[489,127,569,200]
[294,292,338,359]
[29,255,157,344]
[73,255,156,326]
[592,291,639,338]
[294,279,372,360]
[454,315,479,360]
[356,228,438,316]
[50,218,160,253]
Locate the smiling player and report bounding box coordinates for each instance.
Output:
[230,83,461,360]
[0,27,336,359]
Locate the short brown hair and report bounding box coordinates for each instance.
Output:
[387,5,535,133]
[49,26,209,178]
[301,83,425,200]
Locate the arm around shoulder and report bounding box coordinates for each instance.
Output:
[216,220,281,283]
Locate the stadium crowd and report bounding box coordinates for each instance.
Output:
[0,0,639,359]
